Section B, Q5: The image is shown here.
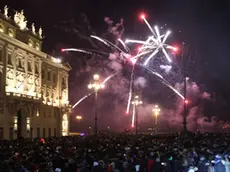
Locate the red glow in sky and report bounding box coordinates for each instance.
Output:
[173,47,178,52]
[139,12,146,20]
[61,48,65,52]
[184,100,188,104]
[171,44,180,54]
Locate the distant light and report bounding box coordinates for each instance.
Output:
[80,133,85,136]
[76,116,82,120]
[184,100,188,104]
[61,48,65,52]
[131,125,134,128]
[93,74,100,80]
[52,58,62,64]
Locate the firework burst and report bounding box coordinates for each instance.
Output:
[125,15,177,66]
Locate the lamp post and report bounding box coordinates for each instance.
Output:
[182,42,190,133]
[152,105,161,132]
[131,95,142,135]
[88,74,105,135]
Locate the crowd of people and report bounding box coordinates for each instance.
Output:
[0,133,230,172]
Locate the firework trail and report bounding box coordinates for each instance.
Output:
[126,64,135,114]
[162,81,184,99]
[62,48,92,54]
[139,64,184,99]
[72,92,94,108]
[118,38,130,53]
[141,14,156,36]
[102,72,117,84]
[62,48,109,55]
[131,103,136,127]
[91,35,125,53]
[90,35,111,47]
[72,73,117,108]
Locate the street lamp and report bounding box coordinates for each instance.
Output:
[88,74,105,135]
[131,95,142,134]
[76,116,82,120]
[152,105,161,132]
[182,43,190,133]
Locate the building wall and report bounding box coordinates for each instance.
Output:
[0,12,71,140]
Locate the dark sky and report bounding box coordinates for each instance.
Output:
[1,0,230,86]
[1,0,230,128]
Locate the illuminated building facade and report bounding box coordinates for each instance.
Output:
[0,6,71,139]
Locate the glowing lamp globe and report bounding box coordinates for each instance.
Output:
[88,84,92,89]
[93,74,100,80]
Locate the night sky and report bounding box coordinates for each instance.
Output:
[1,0,230,131]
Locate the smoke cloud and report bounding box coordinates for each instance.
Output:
[134,77,147,88]
[136,80,229,132]
[160,65,172,73]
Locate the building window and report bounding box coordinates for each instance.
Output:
[43,128,46,138]
[30,128,33,138]
[44,111,46,118]
[35,64,39,74]
[9,127,13,140]
[48,109,51,118]
[0,49,2,62]
[62,77,66,89]
[53,74,56,83]
[27,61,32,72]
[7,53,12,65]
[37,128,40,138]
[48,128,51,137]
[42,69,45,79]
[47,71,51,81]
[54,128,56,137]
[17,58,23,69]
[0,127,3,140]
